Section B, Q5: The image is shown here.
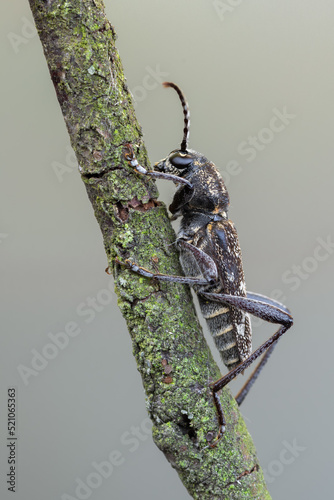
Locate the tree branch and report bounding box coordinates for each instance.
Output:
[28,0,272,498]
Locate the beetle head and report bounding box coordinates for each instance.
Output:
[154,149,197,176]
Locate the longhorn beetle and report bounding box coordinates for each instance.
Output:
[119,82,293,446]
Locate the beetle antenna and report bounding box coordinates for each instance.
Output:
[163,82,190,153]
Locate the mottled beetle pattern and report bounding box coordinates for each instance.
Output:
[120,82,293,445]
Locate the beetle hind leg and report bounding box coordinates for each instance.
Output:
[199,290,293,447]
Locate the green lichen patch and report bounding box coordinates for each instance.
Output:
[29,0,272,496]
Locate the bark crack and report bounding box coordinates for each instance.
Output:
[223,464,260,489]
[115,198,159,222]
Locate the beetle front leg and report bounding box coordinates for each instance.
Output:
[115,257,211,286]
[123,143,193,188]
[178,240,218,283]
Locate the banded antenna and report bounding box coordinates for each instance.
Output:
[163,82,190,153]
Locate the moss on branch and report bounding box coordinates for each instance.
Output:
[28,0,272,498]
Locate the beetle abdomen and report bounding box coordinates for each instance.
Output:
[199,298,241,369]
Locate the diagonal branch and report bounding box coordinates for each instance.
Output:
[28,0,272,498]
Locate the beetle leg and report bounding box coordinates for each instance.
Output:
[200,291,293,446]
[178,240,218,283]
[115,257,210,286]
[200,292,292,326]
[115,240,218,286]
[234,341,277,406]
[208,323,291,446]
[123,143,192,188]
[246,291,292,316]
[233,291,292,405]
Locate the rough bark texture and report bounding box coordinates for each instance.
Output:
[28,1,272,498]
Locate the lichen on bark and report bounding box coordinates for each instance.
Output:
[28,0,272,498]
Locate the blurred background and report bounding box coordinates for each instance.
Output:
[1,1,333,498]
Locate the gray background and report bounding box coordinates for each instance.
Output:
[1,1,333,499]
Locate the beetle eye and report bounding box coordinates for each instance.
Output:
[169,152,193,169]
